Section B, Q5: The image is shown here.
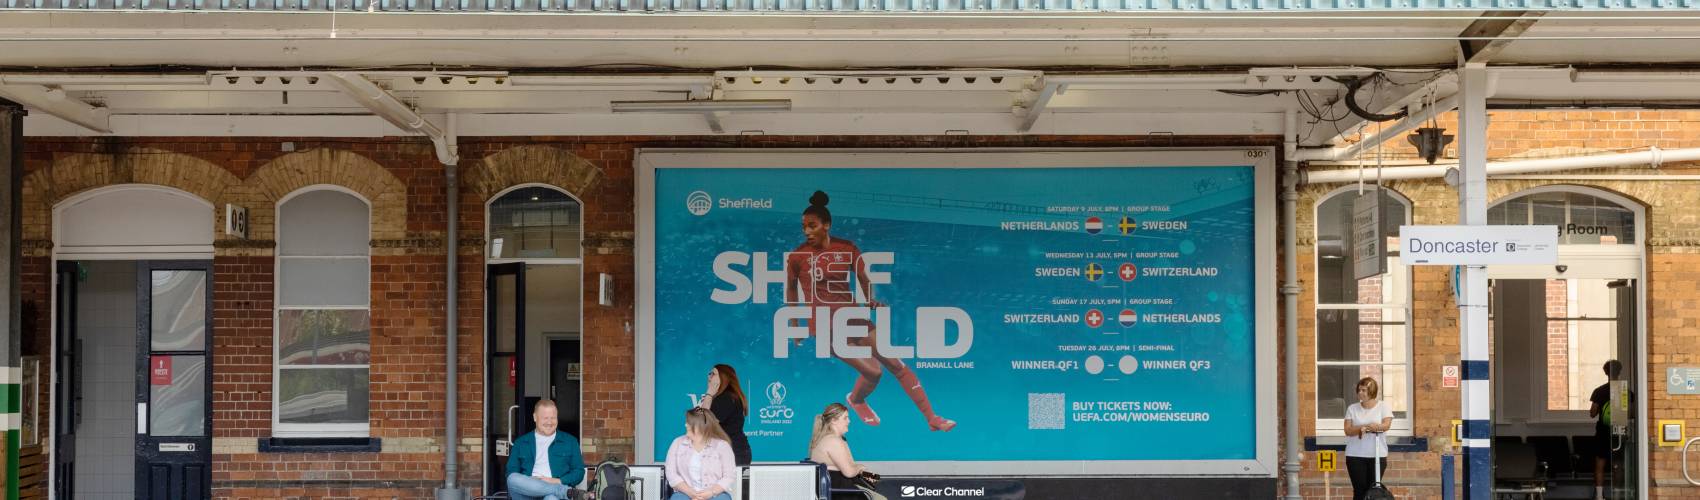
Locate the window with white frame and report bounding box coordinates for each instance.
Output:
[274,188,372,437]
[1314,187,1412,435]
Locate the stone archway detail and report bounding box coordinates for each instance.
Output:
[465,145,602,203]
[23,148,241,253]
[234,148,409,245]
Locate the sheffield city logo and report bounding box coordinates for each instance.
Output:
[686,190,713,216]
[759,381,795,423]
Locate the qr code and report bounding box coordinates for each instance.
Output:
[1028,393,1065,430]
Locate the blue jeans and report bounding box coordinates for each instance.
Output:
[668,492,733,500]
[507,472,575,500]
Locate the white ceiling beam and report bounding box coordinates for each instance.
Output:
[0,82,111,133]
[1458,11,1543,64]
[23,111,1287,137]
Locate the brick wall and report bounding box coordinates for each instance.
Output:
[11,135,1274,499]
[7,114,1700,499]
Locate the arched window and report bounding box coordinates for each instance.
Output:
[1314,186,1413,435]
[1489,190,1637,245]
[487,185,583,260]
[274,188,372,437]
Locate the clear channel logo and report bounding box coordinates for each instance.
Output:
[686,191,713,216]
[901,485,988,497]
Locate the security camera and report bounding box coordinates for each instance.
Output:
[1556,265,1569,274]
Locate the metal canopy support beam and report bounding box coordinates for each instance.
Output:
[0,99,24,500]
[1457,62,1493,500]
[1459,11,1543,64]
[324,72,459,165]
[0,83,109,134]
[1016,78,1061,133]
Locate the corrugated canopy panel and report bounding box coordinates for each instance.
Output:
[2,0,1696,11]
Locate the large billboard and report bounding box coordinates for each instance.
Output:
[637,149,1275,476]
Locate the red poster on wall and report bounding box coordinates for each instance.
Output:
[151,356,172,385]
[509,358,516,387]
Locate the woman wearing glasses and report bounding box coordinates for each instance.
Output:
[697,364,753,465]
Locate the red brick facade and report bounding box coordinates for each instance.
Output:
[4,113,1699,498]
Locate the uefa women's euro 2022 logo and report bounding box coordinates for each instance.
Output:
[686,191,713,216]
[759,381,794,424]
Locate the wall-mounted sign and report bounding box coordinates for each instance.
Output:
[1352,189,1384,280]
[224,204,249,239]
[150,356,173,386]
[1316,450,1339,472]
[1441,365,1460,389]
[1668,367,1700,395]
[1400,225,1557,265]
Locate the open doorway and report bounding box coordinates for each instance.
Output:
[482,185,584,495]
[1487,187,1645,500]
[51,185,216,500]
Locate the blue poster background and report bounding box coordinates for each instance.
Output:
[651,165,1257,462]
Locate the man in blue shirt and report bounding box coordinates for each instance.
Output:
[506,399,586,500]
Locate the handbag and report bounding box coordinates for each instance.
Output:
[855,470,882,489]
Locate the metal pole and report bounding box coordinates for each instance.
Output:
[1281,109,1305,500]
[436,114,465,500]
[1,99,26,500]
[1456,62,1493,500]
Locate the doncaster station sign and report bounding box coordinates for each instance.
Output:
[1400,225,1558,265]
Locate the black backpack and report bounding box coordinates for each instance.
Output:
[587,457,631,500]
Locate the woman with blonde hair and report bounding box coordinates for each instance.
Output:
[665,407,738,500]
[808,403,885,500]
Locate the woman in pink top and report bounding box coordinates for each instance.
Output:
[666,407,738,500]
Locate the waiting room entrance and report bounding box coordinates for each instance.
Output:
[1488,187,1645,500]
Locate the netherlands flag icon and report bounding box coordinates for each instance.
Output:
[1084,217,1103,234]
[1118,309,1138,327]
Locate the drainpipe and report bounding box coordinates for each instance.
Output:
[436,114,465,500]
[1280,109,1304,500]
[1298,146,1700,185]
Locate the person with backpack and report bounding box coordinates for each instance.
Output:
[1343,377,1393,500]
[665,407,738,500]
[506,399,586,500]
[1589,359,1633,500]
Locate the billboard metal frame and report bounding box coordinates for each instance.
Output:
[635,148,1276,477]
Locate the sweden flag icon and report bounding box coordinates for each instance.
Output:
[1085,262,1104,282]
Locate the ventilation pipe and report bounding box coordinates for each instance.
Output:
[1300,146,1700,184]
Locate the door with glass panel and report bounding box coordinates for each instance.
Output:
[486,262,527,495]
[1490,277,1639,499]
[134,261,213,500]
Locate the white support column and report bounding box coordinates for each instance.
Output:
[1457,62,1494,500]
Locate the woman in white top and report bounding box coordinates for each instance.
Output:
[1344,376,1393,500]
